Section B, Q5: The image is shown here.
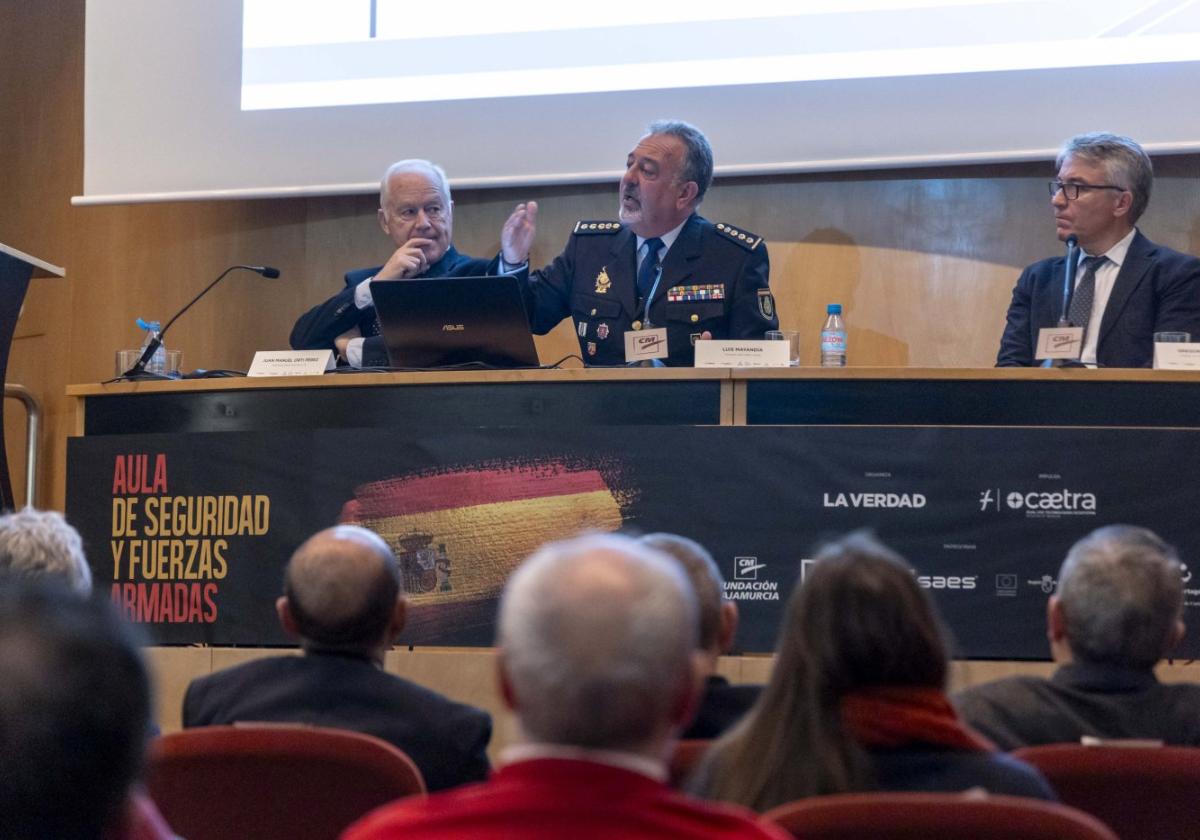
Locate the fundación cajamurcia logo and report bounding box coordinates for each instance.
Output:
[724,556,780,602]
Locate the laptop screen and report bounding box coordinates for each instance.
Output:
[370,275,540,369]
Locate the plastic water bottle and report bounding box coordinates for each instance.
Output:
[820,304,847,367]
[137,318,167,375]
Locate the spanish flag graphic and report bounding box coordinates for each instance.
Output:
[340,459,630,642]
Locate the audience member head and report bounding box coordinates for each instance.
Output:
[639,532,737,662]
[1050,524,1184,669]
[278,525,406,663]
[700,532,950,811]
[0,583,151,840]
[497,533,699,757]
[0,507,91,594]
[377,158,454,265]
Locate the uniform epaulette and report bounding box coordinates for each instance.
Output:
[715,222,763,250]
[572,220,623,235]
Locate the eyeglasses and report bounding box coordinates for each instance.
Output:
[393,204,447,222]
[1048,181,1127,200]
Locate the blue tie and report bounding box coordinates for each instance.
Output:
[637,237,663,300]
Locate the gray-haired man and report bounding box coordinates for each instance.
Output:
[954,524,1200,748]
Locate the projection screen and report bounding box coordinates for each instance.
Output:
[77,0,1200,204]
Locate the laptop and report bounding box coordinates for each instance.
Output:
[370,274,540,369]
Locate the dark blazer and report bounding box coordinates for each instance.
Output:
[182,650,492,792]
[996,230,1200,367]
[289,246,500,366]
[524,214,778,366]
[682,676,761,740]
[953,661,1200,750]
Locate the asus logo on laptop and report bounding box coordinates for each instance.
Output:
[441,324,465,331]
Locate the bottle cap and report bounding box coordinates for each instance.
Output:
[826,303,842,314]
[136,318,162,332]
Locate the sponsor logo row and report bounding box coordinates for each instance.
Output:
[818,489,1100,517]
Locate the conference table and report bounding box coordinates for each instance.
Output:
[65,367,1200,659]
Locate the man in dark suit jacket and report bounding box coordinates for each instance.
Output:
[997,132,1200,368]
[182,525,492,792]
[639,533,760,740]
[519,120,778,366]
[290,159,535,367]
[954,525,1200,749]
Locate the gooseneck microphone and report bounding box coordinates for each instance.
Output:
[1059,235,1078,327]
[122,264,281,379]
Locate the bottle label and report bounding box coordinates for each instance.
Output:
[821,331,846,352]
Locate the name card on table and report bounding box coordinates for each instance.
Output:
[1035,327,1084,360]
[248,349,335,377]
[694,340,790,368]
[1154,343,1200,370]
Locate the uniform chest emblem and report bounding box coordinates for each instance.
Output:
[594,267,612,294]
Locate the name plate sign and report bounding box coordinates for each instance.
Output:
[694,340,790,368]
[248,350,335,377]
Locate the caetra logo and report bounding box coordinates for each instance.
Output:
[982,487,1098,517]
[442,324,465,331]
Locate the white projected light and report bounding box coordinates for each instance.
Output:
[78,0,1200,204]
[242,0,1200,110]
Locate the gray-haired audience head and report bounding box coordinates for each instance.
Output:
[1057,132,1154,224]
[380,159,451,208]
[279,525,405,660]
[0,507,91,594]
[638,532,734,656]
[497,533,699,753]
[1054,524,1184,669]
[646,119,714,205]
[0,583,151,840]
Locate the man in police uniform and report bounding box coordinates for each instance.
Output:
[511,120,778,365]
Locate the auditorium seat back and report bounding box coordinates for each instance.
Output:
[1014,743,1200,840]
[145,724,426,840]
[761,791,1117,840]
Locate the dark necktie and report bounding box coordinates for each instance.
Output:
[636,237,664,300]
[1067,255,1108,333]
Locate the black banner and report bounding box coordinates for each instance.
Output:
[66,426,1200,658]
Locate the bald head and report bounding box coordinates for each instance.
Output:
[282,526,402,653]
[498,534,698,752]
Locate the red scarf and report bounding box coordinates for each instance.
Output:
[840,686,994,752]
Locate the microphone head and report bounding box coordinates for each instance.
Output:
[1066,234,1078,249]
[260,266,281,279]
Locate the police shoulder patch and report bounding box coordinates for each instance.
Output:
[714,222,763,251]
[572,220,624,235]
